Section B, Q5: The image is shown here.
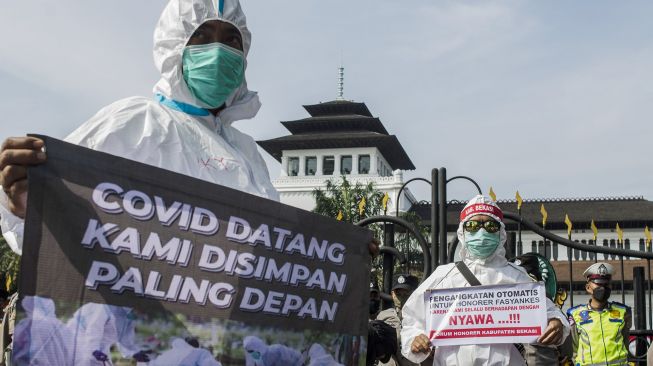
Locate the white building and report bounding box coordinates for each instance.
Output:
[257,98,417,214]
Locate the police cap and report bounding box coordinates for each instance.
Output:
[583,262,614,284]
[391,274,419,292]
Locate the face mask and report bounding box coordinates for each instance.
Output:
[182,42,244,108]
[465,229,500,258]
[592,286,611,302]
[392,293,410,309]
[369,299,380,315]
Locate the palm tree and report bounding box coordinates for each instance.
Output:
[312,176,385,223]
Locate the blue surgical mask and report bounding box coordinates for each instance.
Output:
[182,42,244,108]
[465,230,500,258]
[249,351,261,361]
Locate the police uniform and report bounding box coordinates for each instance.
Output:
[377,274,423,366]
[566,263,631,366]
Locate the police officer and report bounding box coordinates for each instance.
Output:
[377,274,420,366]
[370,280,382,320]
[567,263,631,366]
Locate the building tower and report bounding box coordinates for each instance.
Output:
[257,68,416,213]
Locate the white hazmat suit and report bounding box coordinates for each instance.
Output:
[0,0,278,255]
[150,337,221,366]
[66,303,140,366]
[243,336,303,366]
[12,296,72,365]
[400,195,569,366]
[306,343,344,366]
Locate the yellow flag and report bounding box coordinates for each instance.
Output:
[645,226,651,248]
[564,214,572,237]
[5,275,11,292]
[336,210,343,221]
[381,192,389,211]
[616,223,623,243]
[540,204,548,227]
[358,196,366,215]
[591,220,598,241]
[489,187,496,202]
[515,191,523,210]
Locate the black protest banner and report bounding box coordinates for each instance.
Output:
[17,135,371,365]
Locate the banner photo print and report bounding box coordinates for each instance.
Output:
[425,282,547,347]
[17,136,372,365]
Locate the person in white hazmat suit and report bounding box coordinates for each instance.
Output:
[243,335,303,366]
[400,195,570,366]
[66,302,147,365]
[12,296,72,365]
[150,337,221,366]
[305,343,344,366]
[0,0,278,255]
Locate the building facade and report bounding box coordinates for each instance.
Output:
[257,99,417,214]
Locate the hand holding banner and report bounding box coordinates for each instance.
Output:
[18,136,372,366]
[424,282,547,347]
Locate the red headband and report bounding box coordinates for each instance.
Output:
[460,203,504,221]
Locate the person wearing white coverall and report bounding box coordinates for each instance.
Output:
[66,303,144,366]
[243,335,303,366]
[400,195,569,366]
[150,337,221,366]
[305,343,344,366]
[12,296,72,365]
[0,0,278,255]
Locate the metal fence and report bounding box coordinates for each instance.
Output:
[361,211,653,364]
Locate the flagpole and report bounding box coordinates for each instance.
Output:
[568,229,573,307]
[515,191,523,256]
[517,207,522,256]
[646,226,652,329]
[617,224,625,304]
[591,220,598,263]
[648,242,652,329]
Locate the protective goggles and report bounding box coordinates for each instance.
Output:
[463,219,501,233]
[246,350,262,360]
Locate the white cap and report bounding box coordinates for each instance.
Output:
[583,262,614,284]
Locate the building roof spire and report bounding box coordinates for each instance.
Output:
[336,66,344,101]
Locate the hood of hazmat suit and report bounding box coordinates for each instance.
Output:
[244,336,267,366]
[0,0,278,255]
[243,336,302,366]
[13,296,72,365]
[66,303,141,365]
[400,195,569,366]
[151,338,222,366]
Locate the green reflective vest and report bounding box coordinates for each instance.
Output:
[567,302,630,366]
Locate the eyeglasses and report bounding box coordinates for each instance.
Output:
[463,220,501,233]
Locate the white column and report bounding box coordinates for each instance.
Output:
[281,156,288,177]
[298,155,306,176]
[352,154,359,175]
[316,155,323,176]
[370,153,378,176]
[334,154,341,176]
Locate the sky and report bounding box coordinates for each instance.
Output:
[1,1,652,203]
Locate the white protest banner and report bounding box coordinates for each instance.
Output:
[424,282,547,346]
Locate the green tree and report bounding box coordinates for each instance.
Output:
[312,176,385,222]
[394,211,429,276]
[312,176,389,285]
[0,236,19,293]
